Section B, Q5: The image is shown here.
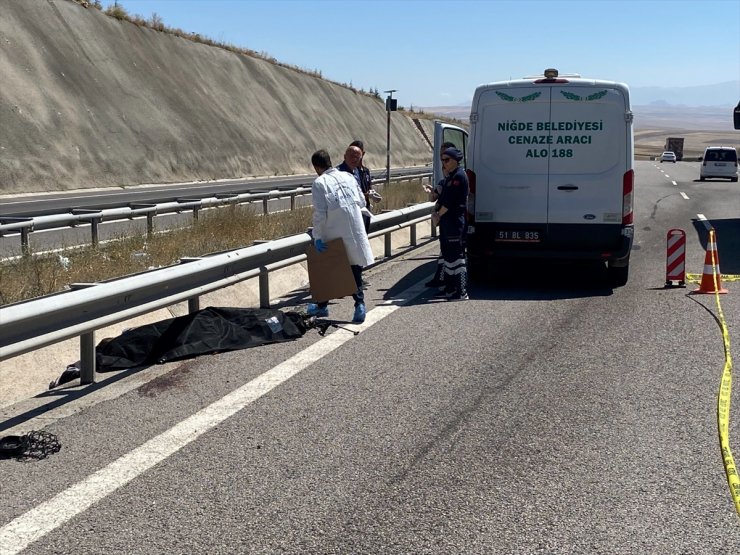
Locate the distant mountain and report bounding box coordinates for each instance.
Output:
[630,81,739,107]
[420,81,740,131]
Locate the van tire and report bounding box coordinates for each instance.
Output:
[607,263,629,287]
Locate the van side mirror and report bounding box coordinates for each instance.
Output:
[734,101,740,130]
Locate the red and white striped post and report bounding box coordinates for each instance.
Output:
[665,228,686,287]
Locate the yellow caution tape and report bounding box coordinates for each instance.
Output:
[686,274,740,283]
[707,230,740,517]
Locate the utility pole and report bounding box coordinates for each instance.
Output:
[384,90,397,188]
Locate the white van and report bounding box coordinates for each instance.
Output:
[434,69,634,286]
[699,146,738,182]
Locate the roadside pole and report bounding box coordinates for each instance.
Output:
[384,90,397,188]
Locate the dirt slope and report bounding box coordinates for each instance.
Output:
[0,0,434,194]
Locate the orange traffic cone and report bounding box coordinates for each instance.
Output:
[693,230,728,294]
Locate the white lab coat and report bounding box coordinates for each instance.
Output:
[312,167,374,267]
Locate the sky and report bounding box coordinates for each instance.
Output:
[100,0,740,108]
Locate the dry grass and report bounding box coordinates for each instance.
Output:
[0,180,428,306]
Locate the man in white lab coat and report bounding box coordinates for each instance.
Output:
[307,149,375,323]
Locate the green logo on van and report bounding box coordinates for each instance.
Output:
[561,90,608,101]
[495,91,542,102]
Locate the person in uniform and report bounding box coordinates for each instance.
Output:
[424,141,458,288]
[307,149,374,323]
[431,147,469,301]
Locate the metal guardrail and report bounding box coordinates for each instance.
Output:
[0,171,432,255]
[0,202,436,384]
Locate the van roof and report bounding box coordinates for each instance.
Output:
[474,76,629,92]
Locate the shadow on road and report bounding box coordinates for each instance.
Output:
[387,258,615,303]
[0,365,152,434]
[471,259,615,301]
[691,217,740,275]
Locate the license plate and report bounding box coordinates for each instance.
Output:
[495,230,541,243]
[715,163,726,166]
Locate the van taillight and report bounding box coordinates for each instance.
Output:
[466,169,476,223]
[622,169,634,225]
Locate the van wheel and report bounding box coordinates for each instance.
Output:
[607,263,629,287]
[732,177,738,182]
[699,177,705,181]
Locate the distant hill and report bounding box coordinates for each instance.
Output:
[420,81,740,131]
[630,81,738,107]
[0,0,435,194]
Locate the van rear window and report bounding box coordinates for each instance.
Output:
[705,149,738,162]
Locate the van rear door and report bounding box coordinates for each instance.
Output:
[546,84,629,248]
[472,86,551,227]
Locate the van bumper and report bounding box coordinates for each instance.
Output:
[467,224,634,265]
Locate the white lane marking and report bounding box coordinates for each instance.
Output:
[665,175,670,178]
[672,181,677,186]
[681,192,690,200]
[697,214,712,231]
[0,282,427,554]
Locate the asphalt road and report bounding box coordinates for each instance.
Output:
[0,160,739,554]
[0,167,429,218]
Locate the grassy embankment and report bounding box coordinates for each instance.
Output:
[0,180,429,305]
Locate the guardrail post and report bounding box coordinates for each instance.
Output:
[72,209,102,247]
[20,227,31,257]
[90,216,100,247]
[431,219,437,238]
[146,212,155,238]
[380,210,393,258]
[406,204,418,246]
[262,198,269,215]
[259,268,270,308]
[80,331,96,384]
[130,204,157,239]
[179,258,203,313]
[248,240,271,308]
[290,193,296,211]
[71,283,99,384]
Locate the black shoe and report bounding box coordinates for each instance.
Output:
[446,292,469,302]
[425,279,444,288]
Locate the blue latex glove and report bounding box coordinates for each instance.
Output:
[315,239,328,253]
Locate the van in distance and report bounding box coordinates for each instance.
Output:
[699,146,738,182]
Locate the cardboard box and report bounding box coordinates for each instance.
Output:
[306,238,357,303]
